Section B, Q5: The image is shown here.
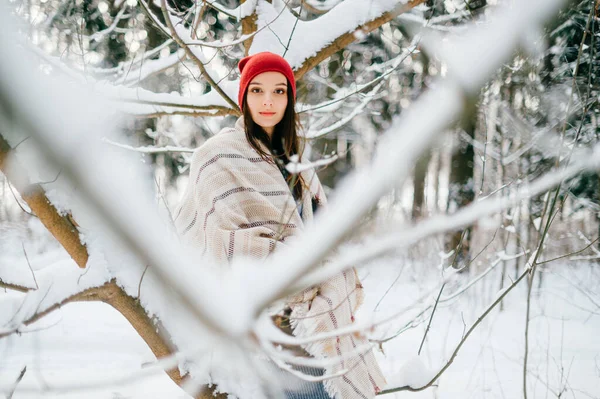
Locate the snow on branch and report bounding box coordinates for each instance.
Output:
[305,82,384,138]
[288,142,600,298]
[98,82,238,116]
[250,0,426,79]
[102,138,195,154]
[90,40,174,76]
[298,40,418,115]
[112,49,186,86]
[26,39,232,117]
[88,3,130,42]
[0,257,109,339]
[285,153,339,174]
[397,9,470,32]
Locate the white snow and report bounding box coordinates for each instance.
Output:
[250,0,411,70]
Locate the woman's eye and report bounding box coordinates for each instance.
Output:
[250,88,261,93]
[275,89,286,95]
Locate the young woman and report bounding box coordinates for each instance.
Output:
[174,52,385,399]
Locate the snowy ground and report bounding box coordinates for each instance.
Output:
[1,243,599,399]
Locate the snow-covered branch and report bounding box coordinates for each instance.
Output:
[98,83,237,116]
[305,82,384,138]
[250,0,426,79]
[113,49,186,86]
[0,258,109,339]
[288,143,600,296]
[102,138,195,154]
[298,41,418,115]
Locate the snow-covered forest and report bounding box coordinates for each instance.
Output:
[1,0,599,398]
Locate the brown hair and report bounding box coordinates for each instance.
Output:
[242,82,307,201]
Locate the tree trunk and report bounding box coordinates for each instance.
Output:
[242,0,258,55]
[446,110,477,267]
[412,149,431,220]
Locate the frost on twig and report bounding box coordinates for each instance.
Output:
[285,154,339,174]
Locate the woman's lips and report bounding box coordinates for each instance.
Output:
[259,112,276,116]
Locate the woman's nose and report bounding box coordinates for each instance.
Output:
[263,95,273,106]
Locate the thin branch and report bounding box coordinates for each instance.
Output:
[417,283,444,356]
[6,366,26,399]
[200,0,239,20]
[373,250,524,345]
[128,109,235,118]
[22,243,38,290]
[536,236,600,265]
[374,262,406,312]
[138,0,172,38]
[283,1,303,57]
[6,179,35,217]
[138,264,150,299]
[154,175,176,228]
[0,280,32,293]
[103,138,195,154]
[90,39,174,75]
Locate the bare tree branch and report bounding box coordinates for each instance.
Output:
[417,283,444,356]
[0,280,32,293]
[103,138,195,154]
[21,243,38,290]
[6,366,26,399]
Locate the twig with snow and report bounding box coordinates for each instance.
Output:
[306,82,384,139]
[285,154,339,174]
[102,137,195,154]
[298,41,419,115]
[417,283,444,356]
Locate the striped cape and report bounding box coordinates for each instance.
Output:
[174,117,386,399]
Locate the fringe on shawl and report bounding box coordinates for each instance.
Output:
[288,268,374,399]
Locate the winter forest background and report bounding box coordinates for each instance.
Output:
[0,0,599,398]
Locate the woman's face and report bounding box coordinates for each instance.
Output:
[246,71,288,136]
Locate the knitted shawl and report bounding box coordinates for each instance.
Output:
[174,117,386,399]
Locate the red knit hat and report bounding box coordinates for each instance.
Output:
[238,52,296,111]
